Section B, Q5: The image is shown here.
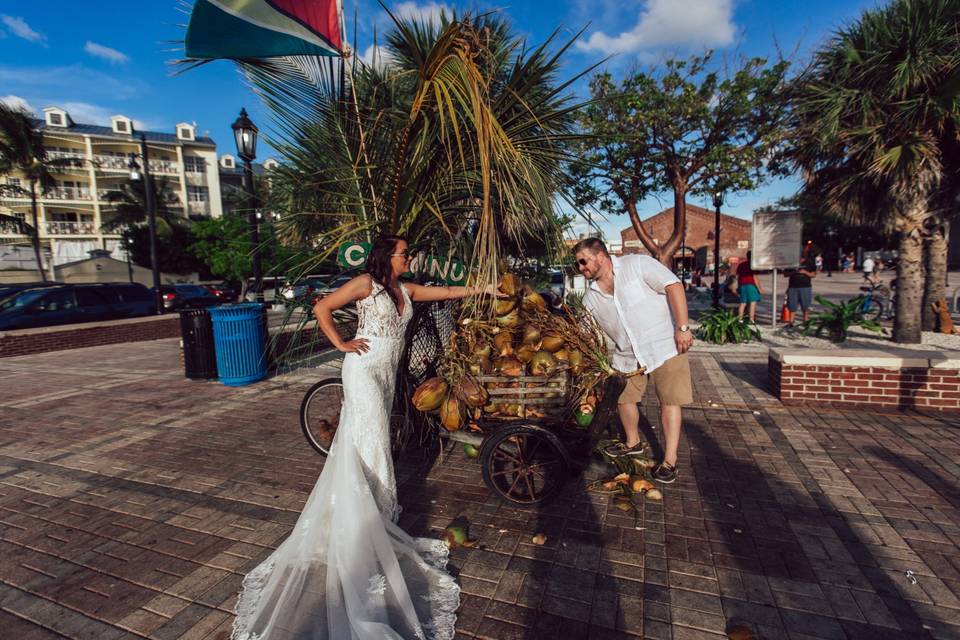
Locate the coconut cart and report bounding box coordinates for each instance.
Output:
[300,288,628,506]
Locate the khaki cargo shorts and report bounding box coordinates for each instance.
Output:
[618,353,693,406]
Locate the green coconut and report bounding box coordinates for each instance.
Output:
[528,350,558,376]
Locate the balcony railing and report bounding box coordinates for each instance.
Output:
[44,186,93,201]
[45,220,97,235]
[187,200,209,215]
[94,154,179,174]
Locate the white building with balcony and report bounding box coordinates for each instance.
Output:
[0,106,223,270]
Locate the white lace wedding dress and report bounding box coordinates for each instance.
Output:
[232,281,460,640]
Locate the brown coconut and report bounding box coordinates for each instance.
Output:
[440,394,463,431]
[412,377,448,411]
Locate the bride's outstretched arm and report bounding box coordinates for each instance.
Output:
[404,282,498,302]
[313,275,373,354]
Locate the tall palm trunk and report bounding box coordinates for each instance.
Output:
[921,218,948,332]
[893,197,927,343]
[28,178,47,282]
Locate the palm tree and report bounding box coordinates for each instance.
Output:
[791,0,960,343]
[0,104,79,281]
[100,176,183,237]
[183,10,592,289]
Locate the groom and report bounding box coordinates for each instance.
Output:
[573,238,693,484]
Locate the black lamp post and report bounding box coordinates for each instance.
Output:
[712,190,724,309]
[232,108,262,303]
[128,140,162,315]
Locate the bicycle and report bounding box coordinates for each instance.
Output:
[299,377,406,459]
[858,281,894,321]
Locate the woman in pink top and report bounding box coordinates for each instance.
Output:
[736,251,763,322]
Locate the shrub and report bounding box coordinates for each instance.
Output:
[695,308,761,344]
[802,295,884,342]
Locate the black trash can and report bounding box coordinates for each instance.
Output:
[179,308,218,380]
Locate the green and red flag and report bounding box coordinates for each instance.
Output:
[185,0,343,59]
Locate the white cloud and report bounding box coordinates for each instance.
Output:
[0,94,35,114]
[0,64,144,100]
[84,41,130,64]
[1,15,46,45]
[57,102,114,125]
[392,1,452,25]
[359,44,394,68]
[576,0,736,55]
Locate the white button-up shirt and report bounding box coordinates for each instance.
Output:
[582,254,680,374]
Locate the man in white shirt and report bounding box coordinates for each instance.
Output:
[862,256,878,285]
[573,238,693,484]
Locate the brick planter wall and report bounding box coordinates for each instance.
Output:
[0,315,180,358]
[769,348,960,411]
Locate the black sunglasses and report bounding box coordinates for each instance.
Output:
[577,258,589,266]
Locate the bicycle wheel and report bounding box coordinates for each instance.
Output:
[300,378,344,456]
[300,378,407,458]
[862,298,883,322]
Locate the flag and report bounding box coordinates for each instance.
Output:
[185,0,343,59]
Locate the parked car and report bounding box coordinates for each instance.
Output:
[0,281,62,302]
[204,282,239,303]
[279,276,330,302]
[156,284,220,311]
[0,283,155,330]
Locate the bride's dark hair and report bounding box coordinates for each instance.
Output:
[365,235,407,309]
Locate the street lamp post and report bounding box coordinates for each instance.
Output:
[712,191,723,309]
[128,137,162,315]
[232,108,262,303]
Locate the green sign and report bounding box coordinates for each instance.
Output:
[336,242,467,285]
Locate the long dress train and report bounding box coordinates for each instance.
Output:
[231,281,459,640]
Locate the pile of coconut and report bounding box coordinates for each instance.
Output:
[410,272,613,431]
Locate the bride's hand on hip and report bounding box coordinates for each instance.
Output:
[339,338,370,354]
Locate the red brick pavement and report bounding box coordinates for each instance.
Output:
[0,341,958,639]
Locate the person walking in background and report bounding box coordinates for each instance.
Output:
[862,255,878,285]
[736,251,763,322]
[786,250,817,327]
[815,254,823,272]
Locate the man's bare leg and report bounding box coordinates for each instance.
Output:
[660,404,682,466]
[618,401,642,448]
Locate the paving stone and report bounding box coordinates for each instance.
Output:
[3,343,960,638]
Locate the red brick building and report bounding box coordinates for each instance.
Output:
[620,203,752,273]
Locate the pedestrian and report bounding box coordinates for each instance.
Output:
[573,238,693,484]
[736,251,763,322]
[842,254,852,272]
[863,255,877,285]
[786,251,817,326]
[815,254,823,272]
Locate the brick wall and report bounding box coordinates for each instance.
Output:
[621,203,752,261]
[769,348,960,411]
[0,315,180,358]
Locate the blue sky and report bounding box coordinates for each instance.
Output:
[1,0,881,242]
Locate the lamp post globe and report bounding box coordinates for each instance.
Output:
[231,108,258,163]
[127,153,141,181]
[232,108,263,303]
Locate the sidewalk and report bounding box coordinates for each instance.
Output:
[0,340,959,639]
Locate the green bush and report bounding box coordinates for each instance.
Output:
[802,295,884,342]
[695,308,761,344]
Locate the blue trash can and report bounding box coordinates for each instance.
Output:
[209,303,268,386]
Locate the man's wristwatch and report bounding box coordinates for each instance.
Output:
[677,324,690,333]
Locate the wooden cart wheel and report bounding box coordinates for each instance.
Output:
[479,424,570,506]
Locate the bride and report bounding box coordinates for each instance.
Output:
[231,235,492,640]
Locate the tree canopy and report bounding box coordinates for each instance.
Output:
[570,52,792,262]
